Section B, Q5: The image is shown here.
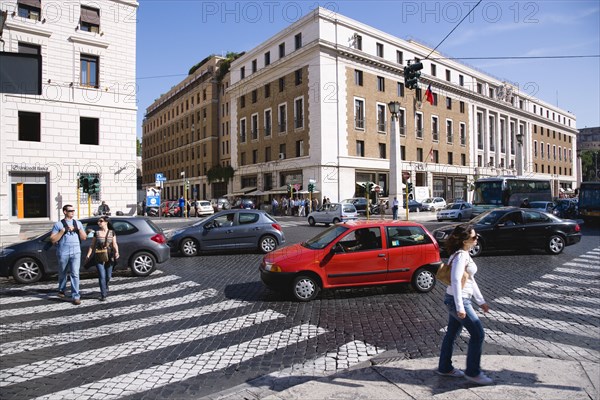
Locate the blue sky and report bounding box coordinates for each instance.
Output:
[135,1,600,137]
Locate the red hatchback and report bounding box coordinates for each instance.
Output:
[260,220,442,301]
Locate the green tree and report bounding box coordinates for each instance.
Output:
[580,150,599,181]
[136,137,142,157]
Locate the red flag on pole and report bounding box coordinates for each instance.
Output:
[427,146,434,161]
[424,84,434,105]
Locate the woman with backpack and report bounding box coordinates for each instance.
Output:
[85,217,119,301]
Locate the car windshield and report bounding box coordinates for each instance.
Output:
[449,204,461,210]
[422,198,433,203]
[191,216,211,226]
[470,210,504,225]
[302,225,349,250]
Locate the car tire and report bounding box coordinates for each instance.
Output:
[332,218,340,224]
[130,251,156,277]
[12,257,44,284]
[308,217,316,226]
[411,267,436,293]
[259,235,277,254]
[291,275,320,301]
[180,238,198,257]
[546,234,566,254]
[470,241,483,257]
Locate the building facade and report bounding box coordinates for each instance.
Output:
[0,0,138,234]
[142,8,578,204]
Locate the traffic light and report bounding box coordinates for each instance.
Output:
[89,177,100,194]
[287,183,292,192]
[79,175,90,194]
[404,61,423,90]
[308,183,315,193]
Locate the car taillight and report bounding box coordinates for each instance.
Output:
[151,233,167,244]
[574,224,581,232]
[272,223,282,231]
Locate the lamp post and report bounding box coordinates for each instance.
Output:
[515,132,524,176]
[388,101,404,219]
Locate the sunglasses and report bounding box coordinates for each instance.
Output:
[66,209,75,212]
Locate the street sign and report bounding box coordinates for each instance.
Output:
[146,188,161,208]
[374,186,381,193]
[155,173,167,182]
[294,184,300,191]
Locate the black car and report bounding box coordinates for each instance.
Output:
[0,217,170,284]
[341,198,369,214]
[404,199,424,212]
[432,207,581,257]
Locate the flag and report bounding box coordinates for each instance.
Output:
[427,146,434,161]
[424,84,434,105]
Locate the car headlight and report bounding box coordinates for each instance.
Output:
[0,248,15,257]
[263,262,282,272]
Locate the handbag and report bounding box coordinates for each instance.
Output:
[436,253,469,288]
[94,230,113,264]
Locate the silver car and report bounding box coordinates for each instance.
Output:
[421,197,447,212]
[437,202,474,221]
[167,210,285,256]
[307,203,358,226]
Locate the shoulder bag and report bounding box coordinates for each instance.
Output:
[436,252,469,288]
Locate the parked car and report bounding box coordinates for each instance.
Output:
[0,217,169,284]
[529,201,557,214]
[194,200,215,217]
[211,198,231,212]
[167,209,285,256]
[421,197,447,211]
[341,197,369,214]
[404,199,424,212]
[307,203,358,226]
[437,202,474,221]
[231,198,255,209]
[260,220,442,301]
[432,207,581,257]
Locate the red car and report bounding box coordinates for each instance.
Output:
[260,220,442,301]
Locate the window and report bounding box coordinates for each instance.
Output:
[264,51,271,66]
[240,66,245,79]
[432,150,439,163]
[460,101,465,113]
[397,82,404,97]
[377,76,385,92]
[398,109,406,135]
[264,110,272,136]
[355,70,363,86]
[264,83,271,98]
[279,77,285,92]
[279,143,286,159]
[379,143,386,159]
[240,152,246,166]
[252,149,258,164]
[251,59,257,73]
[446,97,452,110]
[265,146,271,162]
[354,34,362,50]
[355,99,365,129]
[416,113,423,138]
[19,42,40,55]
[445,69,451,81]
[387,226,432,248]
[80,6,100,33]
[279,42,285,58]
[432,116,439,141]
[251,114,258,140]
[18,0,41,20]
[278,104,286,133]
[477,83,483,94]
[80,55,99,88]
[417,148,423,162]
[446,120,453,143]
[295,33,302,50]
[296,140,304,157]
[459,74,464,86]
[356,140,365,157]
[461,154,466,166]
[396,50,403,64]
[19,111,41,142]
[80,117,99,145]
[376,42,384,57]
[377,104,386,132]
[431,64,436,76]
[251,90,257,103]
[240,95,245,108]
[447,152,453,165]
[294,98,303,129]
[432,93,438,106]
[240,118,246,143]
[295,69,302,85]
[460,123,466,145]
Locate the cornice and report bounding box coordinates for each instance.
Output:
[5,20,52,38]
[68,34,109,49]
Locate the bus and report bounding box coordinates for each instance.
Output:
[578,181,600,222]
[472,176,552,215]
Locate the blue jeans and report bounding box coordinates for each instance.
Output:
[392,207,398,220]
[438,294,485,377]
[96,262,114,298]
[57,251,81,300]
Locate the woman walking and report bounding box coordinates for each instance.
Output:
[85,217,119,301]
[437,224,493,385]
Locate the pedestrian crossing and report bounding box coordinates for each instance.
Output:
[0,272,385,399]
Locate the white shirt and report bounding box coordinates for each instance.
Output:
[445,249,485,313]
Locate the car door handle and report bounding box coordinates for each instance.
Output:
[378,253,386,257]
[253,227,261,231]
[226,230,234,234]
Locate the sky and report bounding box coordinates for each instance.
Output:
[135,0,600,138]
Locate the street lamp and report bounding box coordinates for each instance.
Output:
[388,101,405,220]
[515,132,524,176]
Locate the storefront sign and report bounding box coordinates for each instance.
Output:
[9,163,49,172]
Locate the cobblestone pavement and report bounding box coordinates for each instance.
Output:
[0,222,598,399]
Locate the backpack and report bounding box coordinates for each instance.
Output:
[59,218,82,243]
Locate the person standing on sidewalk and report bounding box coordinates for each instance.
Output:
[50,205,87,305]
[437,224,493,385]
[392,197,399,220]
[84,217,119,301]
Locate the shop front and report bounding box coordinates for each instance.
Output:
[9,170,50,219]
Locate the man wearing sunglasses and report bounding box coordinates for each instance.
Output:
[50,205,87,305]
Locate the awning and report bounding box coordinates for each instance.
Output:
[297,190,320,194]
[225,186,257,197]
[246,189,267,196]
[265,185,290,195]
[80,6,100,25]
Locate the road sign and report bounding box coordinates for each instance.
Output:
[293,184,300,191]
[155,173,167,182]
[146,188,161,208]
[374,186,381,193]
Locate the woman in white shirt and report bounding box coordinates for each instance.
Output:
[437,224,493,385]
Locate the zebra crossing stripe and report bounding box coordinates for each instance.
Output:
[487,310,599,339]
[0,271,165,293]
[31,324,327,400]
[0,299,250,357]
[0,310,287,387]
[512,287,600,305]
[0,280,201,318]
[527,281,600,294]
[0,288,218,335]
[568,257,600,265]
[576,254,600,260]
[540,274,597,286]
[553,267,600,277]
[0,275,180,306]
[493,297,599,317]
[562,262,599,269]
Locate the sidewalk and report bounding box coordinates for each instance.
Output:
[211,354,599,400]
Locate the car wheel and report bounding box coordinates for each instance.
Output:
[411,268,436,293]
[308,217,316,226]
[259,235,277,254]
[332,218,340,224]
[546,234,566,254]
[180,238,198,257]
[292,275,320,301]
[130,251,156,277]
[12,257,44,284]
[469,241,483,257]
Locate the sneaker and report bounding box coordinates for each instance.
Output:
[57,291,66,298]
[437,368,465,378]
[99,296,106,302]
[73,299,81,305]
[465,372,494,385]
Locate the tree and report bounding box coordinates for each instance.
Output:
[136,137,142,157]
[206,165,234,184]
[580,150,599,181]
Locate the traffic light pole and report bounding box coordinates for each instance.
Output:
[77,175,81,219]
[405,180,410,221]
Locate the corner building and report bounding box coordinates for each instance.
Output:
[0,0,138,232]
